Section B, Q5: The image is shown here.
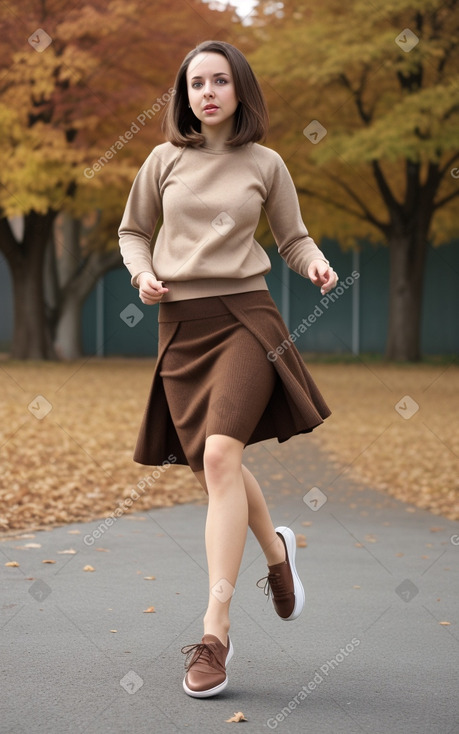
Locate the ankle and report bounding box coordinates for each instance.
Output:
[203,615,230,646]
[265,535,285,567]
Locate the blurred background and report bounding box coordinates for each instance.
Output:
[0,0,458,362]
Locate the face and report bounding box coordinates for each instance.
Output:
[186,52,239,131]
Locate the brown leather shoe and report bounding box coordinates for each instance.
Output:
[257,526,305,620]
[181,634,233,698]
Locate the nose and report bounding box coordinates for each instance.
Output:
[203,80,214,97]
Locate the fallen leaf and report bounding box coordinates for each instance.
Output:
[353,585,360,589]
[364,534,377,543]
[395,553,404,557]
[5,561,19,567]
[143,606,156,613]
[225,711,247,723]
[296,534,307,548]
[57,549,76,554]
[42,559,56,564]
[2,364,458,535]
[110,629,117,633]
[95,548,110,552]
[439,621,451,626]
[83,565,95,572]
[354,542,363,548]
[24,542,41,548]
[430,527,444,533]
[144,576,156,580]
[301,521,312,527]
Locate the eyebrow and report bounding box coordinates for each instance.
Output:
[190,72,230,80]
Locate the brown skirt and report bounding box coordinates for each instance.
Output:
[133,290,331,472]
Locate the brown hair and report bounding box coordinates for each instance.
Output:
[162,40,269,148]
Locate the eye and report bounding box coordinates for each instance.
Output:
[191,82,203,89]
[216,78,228,84]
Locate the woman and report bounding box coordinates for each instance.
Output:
[119,40,338,698]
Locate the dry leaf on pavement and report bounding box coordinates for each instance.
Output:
[225,712,247,722]
[143,606,156,613]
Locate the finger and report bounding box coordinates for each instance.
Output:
[141,285,168,299]
[309,267,321,283]
[320,273,338,294]
[139,290,163,303]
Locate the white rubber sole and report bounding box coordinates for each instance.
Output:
[183,637,234,698]
[274,526,305,621]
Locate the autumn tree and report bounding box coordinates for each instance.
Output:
[0,0,237,359]
[248,0,459,361]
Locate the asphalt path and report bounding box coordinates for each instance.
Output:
[2,436,458,734]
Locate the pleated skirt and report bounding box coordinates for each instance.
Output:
[133,290,331,473]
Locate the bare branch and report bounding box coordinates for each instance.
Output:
[439,152,459,178]
[371,160,402,220]
[404,160,421,218]
[434,188,459,210]
[297,185,386,233]
[0,216,20,264]
[319,169,387,231]
[297,186,364,219]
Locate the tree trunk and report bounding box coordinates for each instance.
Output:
[385,231,428,361]
[54,248,122,360]
[54,288,85,360]
[2,212,58,360]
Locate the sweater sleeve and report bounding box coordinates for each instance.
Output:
[262,152,329,279]
[118,148,164,288]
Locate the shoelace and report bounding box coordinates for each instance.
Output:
[181,642,223,671]
[257,572,291,600]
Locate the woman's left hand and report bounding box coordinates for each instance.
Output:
[308,260,338,295]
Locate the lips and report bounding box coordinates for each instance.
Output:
[203,104,218,111]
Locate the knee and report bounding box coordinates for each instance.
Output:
[203,435,243,482]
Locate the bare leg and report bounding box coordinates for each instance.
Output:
[241,464,285,566]
[194,460,285,586]
[198,434,248,646]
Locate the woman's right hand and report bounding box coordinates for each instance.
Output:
[137,272,169,304]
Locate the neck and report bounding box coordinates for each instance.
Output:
[201,118,234,150]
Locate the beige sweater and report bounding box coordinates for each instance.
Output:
[118,141,329,302]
